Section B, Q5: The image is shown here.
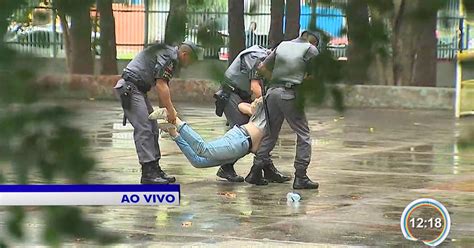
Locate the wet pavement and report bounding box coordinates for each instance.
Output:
[1,100,473,247]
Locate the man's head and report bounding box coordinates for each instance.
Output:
[178,41,200,68]
[301,30,320,47]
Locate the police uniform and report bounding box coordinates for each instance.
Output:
[213,45,269,182]
[249,37,319,189]
[114,43,179,184]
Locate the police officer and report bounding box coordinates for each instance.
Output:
[214,45,289,183]
[246,31,320,189]
[114,41,200,184]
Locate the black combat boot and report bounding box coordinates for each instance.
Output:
[263,162,291,183]
[156,163,176,183]
[217,163,244,182]
[140,162,169,184]
[293,170,319,189]
[245,164,268,185]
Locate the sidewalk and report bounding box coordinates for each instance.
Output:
[1,100,473,246]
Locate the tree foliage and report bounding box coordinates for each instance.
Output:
[0,1,117,246]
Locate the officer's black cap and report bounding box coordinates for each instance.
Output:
[181,40,201,61]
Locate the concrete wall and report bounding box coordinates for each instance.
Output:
[32,57,462,88]
[36,75,455,110]
[337,84,454,110]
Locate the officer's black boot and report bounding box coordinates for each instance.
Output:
[140,162,169,184]
[156,163,176,183]
[263,162,291,183]
[293,170,318,189]
[245,164,268,185]
[217,163,244,182]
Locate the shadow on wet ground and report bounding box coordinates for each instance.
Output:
[1,100,473,247]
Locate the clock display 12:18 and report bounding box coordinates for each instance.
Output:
[409,217,443,229]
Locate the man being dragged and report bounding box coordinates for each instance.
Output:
[148,98,266,168]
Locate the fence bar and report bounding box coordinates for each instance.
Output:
[52,6,57,58]
[144,0,149,47]
[2,0,465,60]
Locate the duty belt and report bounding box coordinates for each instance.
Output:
[222,79,252,102]
[270,82,297,89]
[238,126,253,153]
[122,72,150,93]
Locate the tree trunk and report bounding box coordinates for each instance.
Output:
[346,0,371,83]
[228,0,245,63]
[269,0,284,48]
[165,0,186,45]
[97,0,117,75]
[58,12,72,72]
[69,4,94,74]
[392,0,437,86]
[412,3,437,86]
[284,0,300,40]
[366,3,394,85]
[309,0,317,31]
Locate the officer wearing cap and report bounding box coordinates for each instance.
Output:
[213,45,289,183]
[247,31,320,189]
[114,41,199,184]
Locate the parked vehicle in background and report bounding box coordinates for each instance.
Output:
[5,23,101,58]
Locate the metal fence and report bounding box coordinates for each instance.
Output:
[2,0,466,60]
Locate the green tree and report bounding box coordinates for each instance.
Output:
[228,0,245,63]
[165,0,187,45]
[345,0,372,83]
[97,0,118,75]
[0,1,117,246]
[55,0,95,74]
[284,0,301,40]
[269,0,284,48]
[340,0,446,86]
[391,0,441,86]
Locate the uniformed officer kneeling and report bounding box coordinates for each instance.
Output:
[213,45,290,183]
[114,41,200,184]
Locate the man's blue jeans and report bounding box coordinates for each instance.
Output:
[173,123,250,168]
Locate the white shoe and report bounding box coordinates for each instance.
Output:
[148,108,167,120]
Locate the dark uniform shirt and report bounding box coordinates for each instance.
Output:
[224,45,269,94]
[262,37,319,85]
[123,43,179,91]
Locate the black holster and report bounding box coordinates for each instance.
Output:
[118,84,133,111]
[213,89,229,117]
[116,82,133,126]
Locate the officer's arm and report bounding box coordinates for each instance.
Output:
[155,79,177,123]
[304,46,319,80]
[249,58,264,98]
[154,53,178,123]
[257,51,276,80]
[250,79,262,98]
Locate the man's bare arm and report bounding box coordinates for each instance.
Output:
[238,97,263,116]
[238,102,253,116]
[155,79,177,123]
